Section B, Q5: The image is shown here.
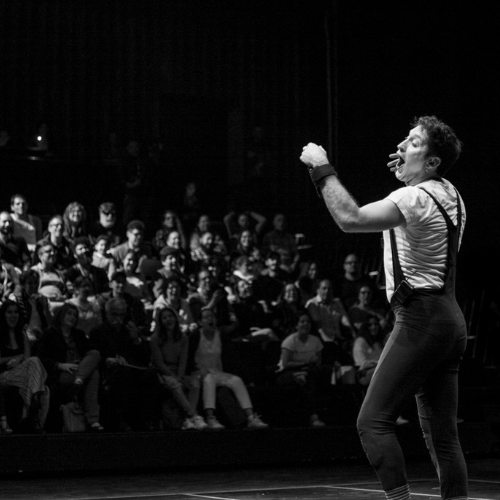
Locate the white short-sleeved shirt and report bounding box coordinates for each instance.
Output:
[383,178,466,302]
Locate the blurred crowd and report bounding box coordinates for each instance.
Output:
[0,188,394,434]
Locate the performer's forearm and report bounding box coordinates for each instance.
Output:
[318,175,360,232]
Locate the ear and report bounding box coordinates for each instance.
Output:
[426,156,441,170]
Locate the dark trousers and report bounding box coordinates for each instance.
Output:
[356,292,468,499]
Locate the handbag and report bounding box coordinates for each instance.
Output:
[60,401,86,432]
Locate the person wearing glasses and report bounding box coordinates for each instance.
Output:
[300,115,467,500]
[35,216,74,271]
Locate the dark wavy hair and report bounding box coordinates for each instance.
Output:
[53,303,79,331]
[412,115,462,176]
[0,300,25,349]
[356,318,386,348]
[154,306,182,343]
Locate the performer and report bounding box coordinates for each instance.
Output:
[300,115,468,500]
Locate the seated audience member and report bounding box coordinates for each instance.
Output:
[232,279,276,342]
[253,251,287,309]
[189,214,212,252]
[0,249,21,303]
[335,253,377,309]
[306,280,356,378]
[0,300,49,432]
[230,255,255,289]
[352,317,386,387]
[150,307,206,430]
[62,201,88,243]
[231,278,279,382]
[89,202,121,248]
[108,219,152,270]
[188,269,237,338]
[38,303,103,431]
[64,236,109,296]
[153,278,196,334]
[0,211,31,271]
[276,311,326,427]
[9,269,51,344]
[272,282,303,341]
[89,298,158,431]
[10,194,43,254]
[296,260,321,306]
[306,279,354,345]
[190,231,226,274]
[348,285,389,333]
[262,213,300,276]
[160,230,188,272]
[186,308,268,430]
[157,246,186,280]
[153,210,187,252]
[120,250,153,310]
[152,247,187,300]
[229,229,262,271]
[66,277,103,337]
[101,271,147,336]
[36,216,75,271]
[31,243,68,304]
[92,235,116,280]
[223,210,267,244]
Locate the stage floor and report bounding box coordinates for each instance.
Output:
[1,457,499,500]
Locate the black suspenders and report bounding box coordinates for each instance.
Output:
[389,186,462,306]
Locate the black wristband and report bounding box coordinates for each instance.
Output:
[308,163,337,185]
[308,163,337,197]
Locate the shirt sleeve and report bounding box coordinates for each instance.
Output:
[281,334,295,351]
[385,186,428,225]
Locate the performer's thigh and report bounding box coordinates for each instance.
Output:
[416,359,460,427]
[360,321,443,422]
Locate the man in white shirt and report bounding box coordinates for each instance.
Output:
[300,115,467,500]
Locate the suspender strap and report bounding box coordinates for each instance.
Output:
[389,228,404,288]
[389,186,462,290]
[418,187,462,230]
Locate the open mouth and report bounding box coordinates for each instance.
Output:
[396,156,405,171]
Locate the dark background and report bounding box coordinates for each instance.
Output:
[0,0,499,290]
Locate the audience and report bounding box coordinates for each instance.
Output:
[62,202,88,243]
[186,308,268,430]
[150,307,206,430]
[39,303,103,431]
[276,311,326,427]
[153,278,196,334]
[0,300,49,432]
[10,194,43,254]
[36,215,75,271]
[0,184,397,433]
[0,211,31,271]
[352,317,386,387]
[335,253,377,309]
[262,213,299,276]
[89,202,121,248]
[92,234,116,279]
[66,276,103,337]
[348,285,389,333]
[64,236,109,296]
[89,298,158,431]
[153,210,187,252]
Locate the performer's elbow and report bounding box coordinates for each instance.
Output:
[337,215,358,233]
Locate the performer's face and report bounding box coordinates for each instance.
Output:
[394,125,430,186]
